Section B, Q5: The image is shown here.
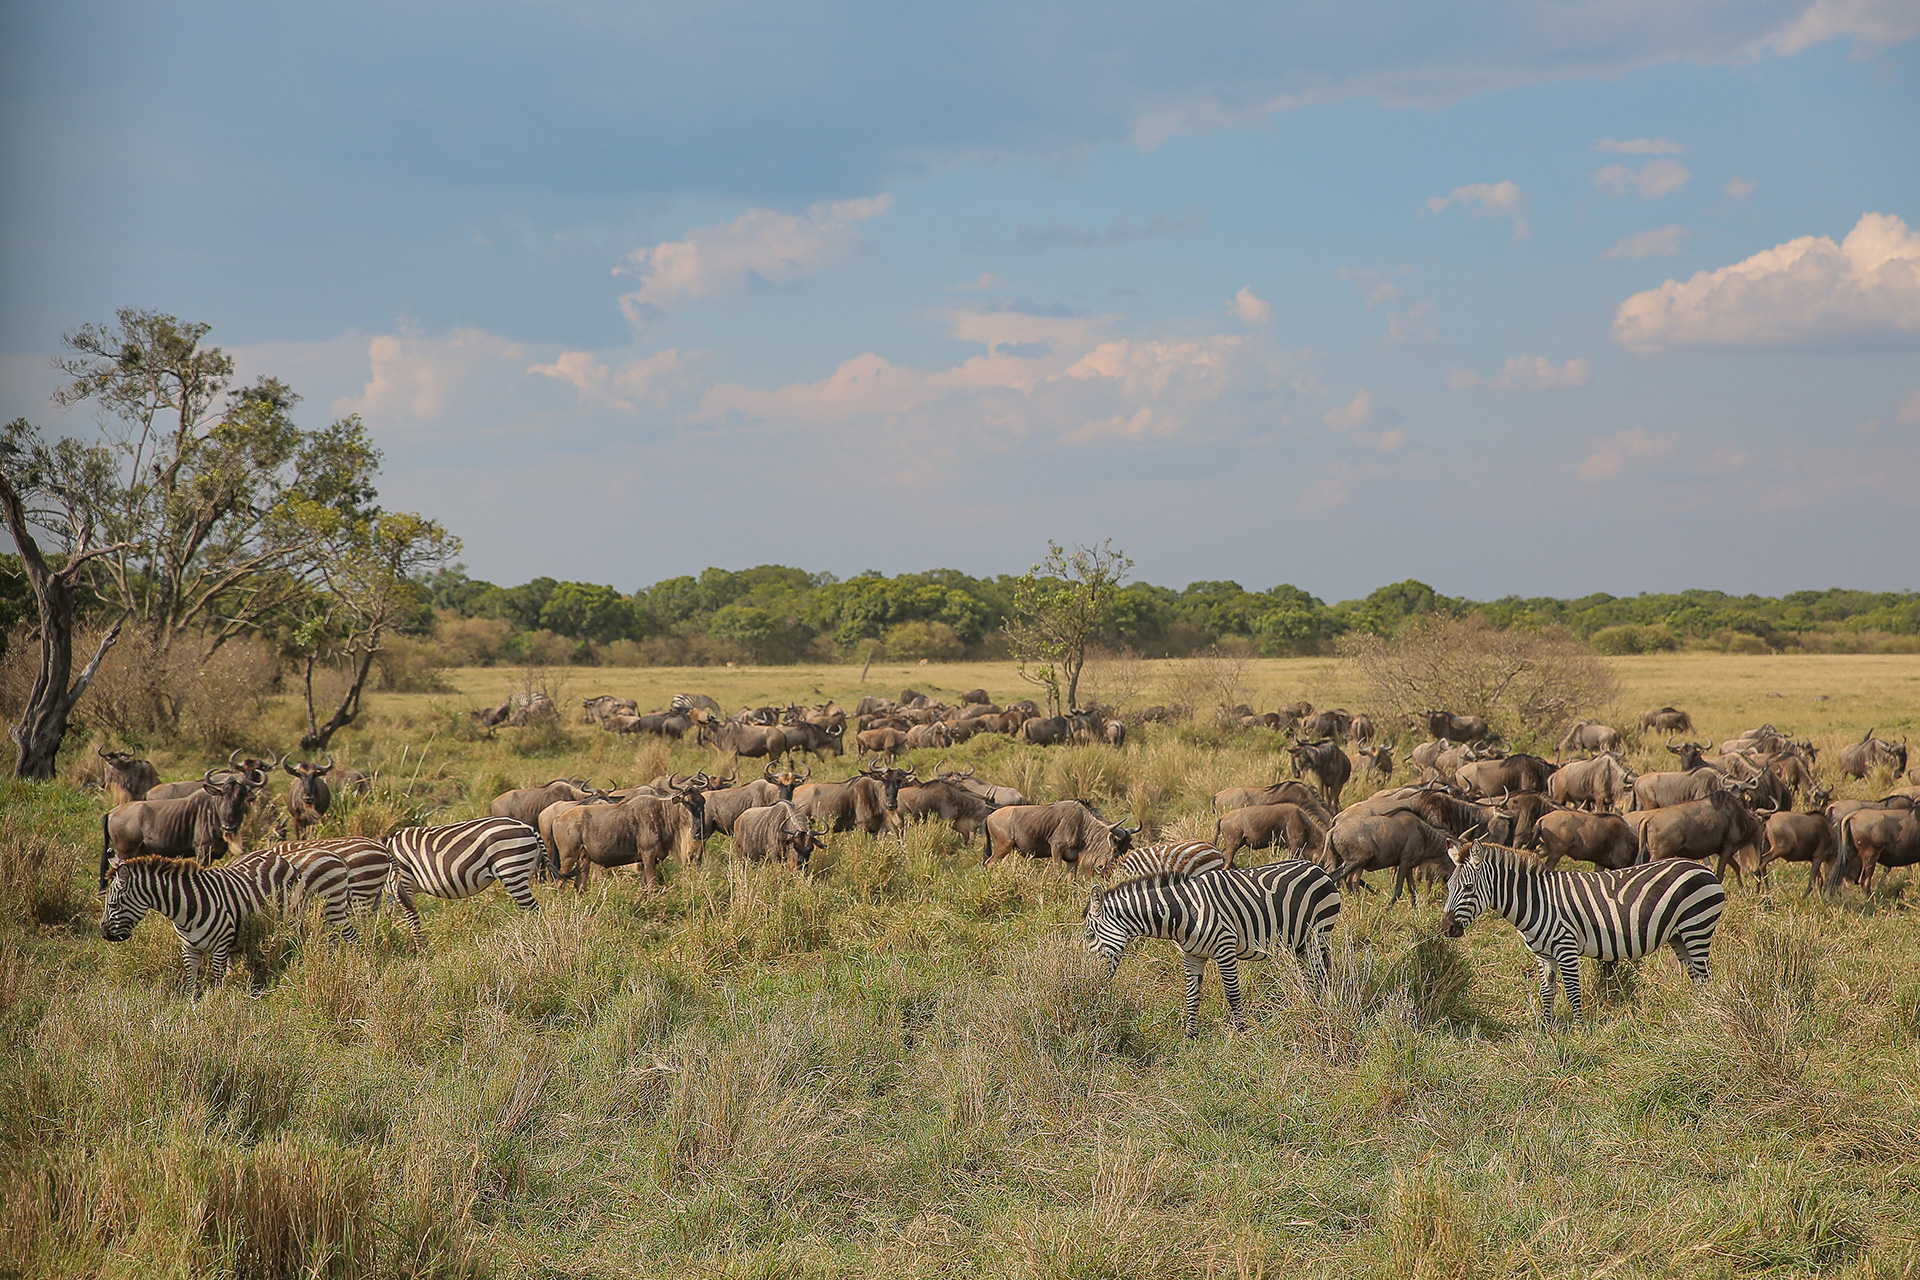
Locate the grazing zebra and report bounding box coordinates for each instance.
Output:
[101,853,351,996]
[1107,839,1230,882]
[1442,842,1725,1023]
[243,837,394,915]
[384,817,544,948]
[1084,860,1343,1037]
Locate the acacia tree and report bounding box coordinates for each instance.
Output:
[50,310,381,725]
[1007,539,1133,715]
[1,418,131,777]
[292,509,460,750]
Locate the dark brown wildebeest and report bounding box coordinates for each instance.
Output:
[1349,712,1375,744]
[471,700,512,729]
[581,695,638,723]
[98,749,160,805]
[1638,789,1764,883]
[959,688,991,705]
[1533,809,1639,872]
[490,778,593,828]
[1547,753,1635,812]
[1557,720,1623,755]
[795,762,907,836]
[1102,719,1127,748]
[1760,812,1839,895]
[1281,700,1313,721]
[1214,803,1327,861]
[1323,811,1454,905]
[1303,709,1352,742]
[894,777,997,846]
[1632,765,1724,811]
[1420,709,1489,742]
[334,768,372,798]
[853,695,892,718]
[601,714,644,734]
[283,754,336,840]
[628,709,695,738]
[697,713,788,759]
[935,762,1029,809]
[903,722,952,750]
[1499,792,1559,850]
[1827,802,1920,893]
[1211,781,1333,828]
[1287,738,1352,810]
[1838,729,1908,781]
[1018,715,1072,746]
[1388,789,1515,846]
[782,718,846,757]
[1356,744,1394,786]
[551,775,709,889]
[983,801,1137,874]
[1454,753,1556,799]
[704,765,806,835]
[956,702,1002,721]
[1639,706,1694,734]
[732,801,820,871]
[856,726,909,759]
[1430,741,1486,785]
[1408,738,1450,783]
[99,770,264,888]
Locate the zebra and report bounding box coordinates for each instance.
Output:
[1084,860,1343,1038]
[1107,839,1230,882]
[384,817,544,948]
[1442,842,1726,1023]
[100,853,355,996]
[243,837,394,915]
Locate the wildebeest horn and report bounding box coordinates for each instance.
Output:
[284,759,300,776]
[1665,738,1680,753]
[668,772,687,790]
[202,767,227,793]
[763,762,778,781]
[229,748,245,768]
[318,752,334,773]
[1702,740,1714,752]
[798,765,811,782]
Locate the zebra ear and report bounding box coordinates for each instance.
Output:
[1086,885,1105,915]
[1447,843,1465,866]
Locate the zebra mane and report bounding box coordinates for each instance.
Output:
[113,855,204,877]
[1467,841,1539,873]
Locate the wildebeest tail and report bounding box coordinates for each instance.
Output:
[99,812,112,891]
[1826,813,1858,896]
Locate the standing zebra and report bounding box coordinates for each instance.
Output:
[384,817,545,948]
[1084,860,1342,1037]
[1442,842,1725,1023]
[242,837,394,915]
[1107,839,1230,882]
[100,853,357,996]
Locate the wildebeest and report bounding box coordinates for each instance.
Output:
[1408,738,1451,783]
[1350,713,1375,744]
[1631,766,1724,811]
[581,695,639,724]
[1499,792,1559,850]
[1828,802,1920,892]
[782,718,847,757]
[1286,738,1352,810]
[983,802,1137,874]
[471,700,512,729]
[1454,753,1556,799]
[1323,811,1454,904]
[1211,781,1333,828]
[98,749,160,805]
[732,801,820,870]
[100,770,264,888]
[282,755,336,840]
[1356,744,1394,786]
[1838,729,1908,781]
[795,762,907,835]
[1637,789,1764,882]
[856,726,909,759]
[704,765,806,835]
[894,777,997,846]
[1018,715,1072,746]
[1546,753,1635,812]
[696,713,789,759]
[1532,809,1639,872]
[1214,803,1327,861]
[1420,709,1490,742]
[1303,709,1352,742]
[551,775,709,888]
[1558,720,1623,755]
[1759,812,1839,895]
[334,768,373,798]
[1638,706,1694,734]
[959,688,991,705]
[935,762,1029,809]
[490,778,593,828]
[903,722,952,750]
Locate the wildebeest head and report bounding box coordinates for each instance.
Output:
[202,768,260,838]
[866,758,915,808]
[764,761,809,801]
[1666,738,1714,772]
[668,772,711,841]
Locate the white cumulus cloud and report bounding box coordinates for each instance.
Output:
[1324,389,1377,431]
[527,348,695,413]
[1761,0,1920,53]
[1447,356,1591,392]
[1613,211,1920,352]
[1229,286,1274,325]
[1602,226,1690,260]
[1426,181,1530,240]
[1592,159,1690,200]
[1577,428,1675,480]
[1593,137,1685,155]
[618,195,891,326]
[339,329,527,425]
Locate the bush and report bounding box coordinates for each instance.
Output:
[881,620,964,662]
[1589,624,1679,655]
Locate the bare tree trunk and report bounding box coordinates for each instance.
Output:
[299,641,380,750]
[1,472,124,779]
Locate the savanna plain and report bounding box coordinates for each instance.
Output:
[4,653,1919,1279]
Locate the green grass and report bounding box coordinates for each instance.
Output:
[5,653,1920,1278]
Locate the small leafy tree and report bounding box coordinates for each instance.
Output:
[1007,539,1132,715]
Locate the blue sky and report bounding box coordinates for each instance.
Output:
[3,0,1917,599]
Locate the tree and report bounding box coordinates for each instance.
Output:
[51,310,381,725]
[0,419,132,778]
[1007,539,1133,715]
[291,509,459,750]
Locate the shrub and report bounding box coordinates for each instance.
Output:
[1589,623,1679,655]
[881,620,964,662]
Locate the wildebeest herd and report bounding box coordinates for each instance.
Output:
[91,691,1918,1029]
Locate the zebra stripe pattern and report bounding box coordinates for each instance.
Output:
[249,837,393,914]
[1107,839,1230,882]
[1443,842,1726,1023]
[101,854,316,995]
[384,817,544,948]
[1085,860,1342,1037]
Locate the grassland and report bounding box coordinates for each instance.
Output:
[3,653,1918,1279]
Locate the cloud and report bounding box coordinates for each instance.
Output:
[1724,176,1757,199]
[1339,266,1436,342]
[1447,356,1591,392]
[1011,208,1205,254]
[617,196,890,326]
[1593,137,1686,155]
[1899,390,1920,425]
[1229,286,1273,325]
[1592,159,1690,199]
[1577,428,1676,480]
[1323,389,1404,452]
[1613,211,1920,352]
[1761,0,1920,54]
[1324,390,1377,431]
[1602,226,1690,260]
[339,329,527,425]
[1425,181,1530,240]
[527,348,696,413]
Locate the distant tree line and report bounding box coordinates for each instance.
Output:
[408,565,1920,666]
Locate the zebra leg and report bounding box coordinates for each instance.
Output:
[1182,953,1206,1038]
[1667,935,1711,983]
[181,941,202,999]
[1534,953,1558,1024]
[204,940,233,996]
[1556,944,1583,1020]
[393,881,427,950]
[504,870,540,913]
[1216,949,1248,1031]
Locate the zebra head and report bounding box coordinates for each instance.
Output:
[1082,885,1128,974]
[100,861,158,942]
[1441,844,1483,939]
